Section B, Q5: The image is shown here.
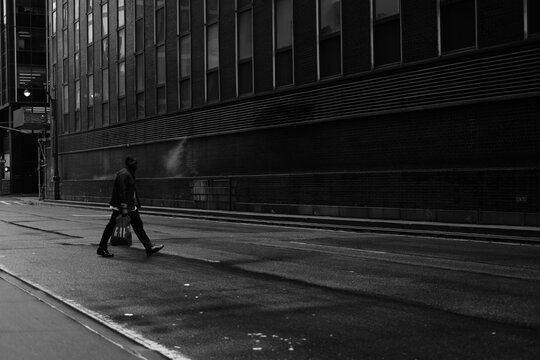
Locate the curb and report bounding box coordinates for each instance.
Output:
[36,199,540,245]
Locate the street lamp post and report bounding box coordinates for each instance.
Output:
[24,87,60,200]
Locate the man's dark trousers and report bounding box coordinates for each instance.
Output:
[99,210,152,250]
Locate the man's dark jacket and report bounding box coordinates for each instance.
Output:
[109,168,141,211]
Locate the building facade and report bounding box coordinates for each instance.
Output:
[0,0,48,195]
[47,0,540,226]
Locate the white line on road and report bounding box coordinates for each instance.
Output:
[0,201,11,205]
[289,241,388,254]
[72,214,112,217]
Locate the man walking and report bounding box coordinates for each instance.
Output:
[97,156,164,258]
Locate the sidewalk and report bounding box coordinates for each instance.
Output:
[34,198,540,245]
[0,270,171,360]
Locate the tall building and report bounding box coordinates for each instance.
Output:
[47,0,540,226]
[0,0,48,195]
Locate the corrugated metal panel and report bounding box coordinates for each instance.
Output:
[61,45,540,153]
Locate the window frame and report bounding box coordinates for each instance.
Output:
[236,0,253,96]
[178,0,192,109]
[437,0,478,56]
[273,0,294,88]
[317,0,343,78]
[371,0,402,68]
[205,0,220,103]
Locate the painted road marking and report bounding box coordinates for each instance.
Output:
[0,201,11,205]
[289,241,388,254]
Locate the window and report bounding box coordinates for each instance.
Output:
[74,52,80,78]
[75,0,79,21]
[373,0,401,66]
[63,84,69,133]
[118,29,125,60]
[319,0,341,77]
[102,69,109,126]
[206,0,219,102]
[88,74,94,128]
[75,80,81,131]
[62,29,68,58]
[439,0,476,54]
[102,3,108,36]
[136,19,144,52]
[527,0,540,36]
[178,0,191,108]
[87,12,93,44]
[102,38,109,66]
[136,2,145,118]
[156,45,166,113]
[275,0,293,87]
[88,76,94,106]
[237,1,253,95]
[118,0,125,28]
[74,21,80,52]
[155,0,165,44]
[87,45,93,74]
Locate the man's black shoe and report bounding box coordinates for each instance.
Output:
[146,244,164,257]
[97,249,114,258]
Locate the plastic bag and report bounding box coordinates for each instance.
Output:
[110,214,133,246]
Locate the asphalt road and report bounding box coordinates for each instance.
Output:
[0,198,539,359]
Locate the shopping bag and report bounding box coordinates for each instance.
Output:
[110,214,133,246]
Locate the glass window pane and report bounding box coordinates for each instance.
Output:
[118,62,125,96]
[118,98,126,121]
[75,0,79,19]
[238,10,252,61]
[180,35,191,78]
[63,85,69,113]
[180,79,191,108]
[88,13,93,43]
[136,55,144,92]
[320,0,340,36]
[276,0,292,49]
[118,29,125,59]
[75,80,80,109]
[374,18,400,65]
[136,19,144,52]
[157,86,167,113]
[102,103,109,126]
[88,75,94,106]
[275,49,293,87]
[63,29,68,57]
[207,24,218,70]
[530,0,540,34]
[136,0,144,18]
[74,52,80,78]
[207,70,219,101]
[118,0,125,28]
[441,0,476,53]
[157,45,166,84]
[320,36,341,76]
[102,4,108,35]
[87,45,93,73]
[156,8,165,43]
[102,38,108,65]
[75,22,80,51]
[102,69,109,101]
[238,61,252,95]
[206,0,218,23]
[375,0,399,20]
[137,93,145,118]
[157,0,165,8]
[180,0,190,34]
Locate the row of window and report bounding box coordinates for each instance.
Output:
[51,0,539,134]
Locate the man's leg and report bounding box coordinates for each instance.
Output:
[130,211,164,256]
[129,211,153,249]
[97,211,119,256]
